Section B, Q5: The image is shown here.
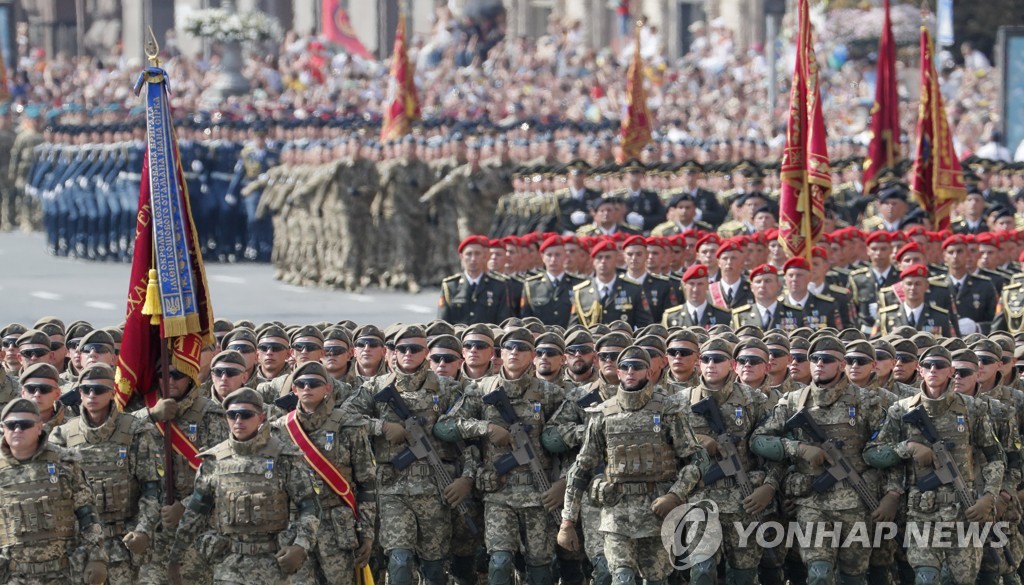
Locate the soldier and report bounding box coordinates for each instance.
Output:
[732,264,806,332]
[650,191,713,236]
[710,238,755,309]
[19,361,74,431]
[227,125,279,262]
[620,235,679,324]
[563,329,599,387]
[256,324,293,381]
[321,326,359,386]
[221,327,266,388]
[764,332,802,398]
[256,325,326,403]
[1,323,26,377]
[951,190,990,235]
[0,108,15,231]
[576,195,641,237]
[49,363,161,584]
[165,388,320,584]
[864,346,1006,585]
[271,361,376,585]
[520,235,584,327]
[751,335,897,585]
[556,346,703,585]
[352,325,389,383]
[426,334,465,380]
[569,239,653,328]
[556,160,601,234]
[849,231,900,333]
[207,350,249,405]
[937,234,998,334]
[0,397,109,583]
[663,264,732,328]
[613,159,665,232]
[376,135,434,290]
[781,256,844,330]
[877,265,957,337]
[879,242,959,321]
[439,235,514,325]
[8,110,44,232]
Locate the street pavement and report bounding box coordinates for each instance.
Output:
[0,232,440,326]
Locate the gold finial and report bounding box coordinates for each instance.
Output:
[145,27,161,68]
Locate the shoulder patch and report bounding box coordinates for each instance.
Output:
[828,284,851,295]
[443,274,462,283]
[811,292,835,303]
[573,281,591,292]
[878,304,899,313]
[733,303,752,312]
[850,267,870,276]
[928,304,949,314]
[525,273,545,282]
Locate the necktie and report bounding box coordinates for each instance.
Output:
[724,287,734,305]
[908,311,917,327]
[953,281,961,296]
[468,281,478,298]
[600,286,609,300]
[693,310,699,324]
[762,309,770,327]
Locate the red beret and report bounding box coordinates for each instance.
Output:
[590,239,618,257]
[539,235,564,252]
[899,264,929,280]
[963,234,977,244]
[904,226,927,238]
[765,228,779,241]
[865,231,894,245]
[811,246,829,260]
[646,236,667,248]
[976,232,1000,248]
[847,229,865,241]
[733,235,749,246]
[942,234,967,250]
[749,264,779,279]
[679,229,696,239]
[716,239,743,258]
[612,232,628,243]
[926,231,943,242]
[829,228,846,243]
[622,235,647,249]
[682,264,710,281]
[501,236,521,248]
[666,234,685,248]
[1019,249,1024,263]
[939,229,953,238]
[891,232,907,243]
[459,235,490,253]
[695,234,722,251]
[783,257,811,272]
[818,232,831,244]
[894,242,923,262]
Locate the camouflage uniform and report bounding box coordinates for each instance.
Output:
[0,123,15,231]
[8,125,44,231]
[375,158,434,288]
[169,423,321,584]
[49,408,162,584]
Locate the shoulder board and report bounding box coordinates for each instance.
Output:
[650,274,671,283]
[927,304,949,314]
[927,276,948,286]
[781,300,802,310]
[488,273,508,281]
[443,274,462,283]
[619,276,641,286]
[878,304,900,313]
[525,273,545,282]
[572,281,591,292]
[733,303,752,312]
[810,292,835,303]
[829,284,851,295]
[972,273,993,282]
[850,267,870,276]
[663,305,683,316]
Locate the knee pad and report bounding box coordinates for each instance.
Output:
[420,559,446,585]
[690,557,718,585]
[612,566,637,585]
[726,567,759,585]
[387,548,415,585]
[525,563,553,585]
[914,566,940,585]
[489,551,515,585]
[807,561,834,585]
[591,554,612,585]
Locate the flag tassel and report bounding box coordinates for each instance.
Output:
[141,268,162,325]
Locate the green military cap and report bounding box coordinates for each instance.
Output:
[889,325,917,339]
[637,324,669,339]
[990,334,1015,357]
[789,327,814,340]
[524,321,546,336]
[910,332,936,350]
[1014,345,1024,361]
[354,324,386,342]
[689,327,710,345]
[313,321,331,332]
[212,350,247,369]
[105,328,122,344]
[1,398,40,419]
[845,340,875,359]
[970,339,1002,358]
[950,349,979,366]
[19,362,60,384]
[337,320,358,331]
[17,329,51,347]
[667,329,700,345]
[0,324,27,339]
[735,325,763,340]
[707,324,732,337]
[939,338,967,351]
[919,346,952,362]
[734,338,769,357]
[871,339,896,360]
[222,327,258,350]
[290,325,324,344]
[37,323,63,338]
[535,332,565,351]
[808,335,845,355]
[499,327,535,348]
[382,324,404,343]
[425,321,455,338]
[80,329,115,348]
[33,316,65,335]
[596,332,632,350]
[213,318,234,334]
[616,345,651,367]
[590,324,612,337]
[838,328,866,342]
[791,337,811,352]
[891,338,918,356]
[428,334,462,353]
[258,324,289,341]
[501,318,526,329]
[636,335,666,356]
[521,317,544,328]
[222,388,264,410]
[962,333,986,345]
[546,325,566,337]
[716,332,741,344]
[77,363,115,383]
[461,323,495,342]
[394,324,427,343]
[565,329,595,347]
[323,327,353,345]
[292,361,329,381]
[236,319,256,330]
[701,337,735,356]
[65,321,94,342]
[763,332,790,350]
[608,321,632,335]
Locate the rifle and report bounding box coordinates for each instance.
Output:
[373,385,478,535]
[900,406,975,510]
[576,388,603,408]
[783,408,880,511]
[691,396,761,520]
[482,387,561,523]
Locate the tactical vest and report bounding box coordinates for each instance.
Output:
[208,438,290,536]
[687,386,758,472]
[63,414,139,526]
[305,410,355,510]
[171,395,220,499]
[372,376,456,467]
[792,385,870,477]
[480,377,551,476]
[904,394,977,487]
[0,449,76,550]
[601,393,678,483]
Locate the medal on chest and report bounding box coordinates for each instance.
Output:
[325,432,335,452]
[486,290,494,307]
[734,406,744,427]
[848,406,857,426]
[532,401,542,420]
[118,446,128,467]
[265,458,275,479]
[957,414,965,433]
[432,394,440,413]
[47,462,58,484]
[653,413,662,433]
[188,423,197,442]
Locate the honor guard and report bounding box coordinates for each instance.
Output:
[662,264,732,328]
[569,239,653,329]
[438,235,514,325]
[876,265,957,337]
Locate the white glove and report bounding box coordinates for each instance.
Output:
[868,303,879,319]
[626,211,644,227]
[958,318,979,335]
[225,194,238,205]
[570,210,588,225]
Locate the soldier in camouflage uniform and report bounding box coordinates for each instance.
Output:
[557,346,703,585]
[0,109,15,231]
[49,363,161,584]
[865,345,1007,585]
[376,138,436,290]
[0,397,109,584]
[8,112,44,232]
[166,388,321,585]
[437,327,572,585]
[271,361,377,585]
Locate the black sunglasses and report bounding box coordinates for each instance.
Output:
[810,353,841,365]
[225,410,260,421]
[227,344,256,355]
[258,343,287,353]
[895,353,917,364]
[502,341,533,353]
[355,339,384,349]
[565,345,595,356]
[619,361,649,372]
[20,348,50,359]
[597,351,620,362]
[845,356,873,367]
[736,355,766,366]
[1,339,17,348]
[430,354,459,364]
[212,367,244,379]
[323,346,349,356]
[66,340,81,350]
[79,384,112,396]
[536,347,563,358]
[979,356,1000,366]
[667,347,696,358]
[80,343,113,355]
[954,368,977,378]
[920,360,951,371]
[167,370,189,381]
[395,343,426,355]
[700,354,730,364]
[767,348,789,359]
[292,342,323,353]
[2,420,36,431]
[23,384,57,395]
[462,340,493,351]
[1015,364,1024,374]
[791,353,808,363]
[874,351,893,361]
[294,378,327,390]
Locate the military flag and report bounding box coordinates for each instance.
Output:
[381,17,420,142]
[779,0,830,260]
[322,0,373,60]
[0,47,9,102]
[863,0,900,195]
[910,25,966,230]
[617,24,652,163]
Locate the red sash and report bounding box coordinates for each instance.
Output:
[283,410,359,520]
[892,282,906,303]
[144,392,203,471]
[709,282,727,308]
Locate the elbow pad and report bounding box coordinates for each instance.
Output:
[750,435,786,461]
[863,446,902,469]
[432,419,462,443]
[75,505,99,530]
[982,444,1004,463]
[540,427,570,454]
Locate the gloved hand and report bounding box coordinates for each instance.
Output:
[872,491,901,522]
[487,423,511,447]
[966,494,995,522]
[694,433,720,457]
[355,539,373,567]
[542,478,567,512]
[381,422,409,444]
[161,500,185,531]
[626,211,644,227]
[276,545,307,574]
[83,560,108,585]
[798,443,828,467]
[557,522,580,552]
[742,484,775,516]
[150,398,178,422]
[443,477,473,507]
[122,530,151,555]
[996,493,1011,519]
[905,442,935,468]
[167,562,183,585]
[570,210,588,226]
[651,493,682,518]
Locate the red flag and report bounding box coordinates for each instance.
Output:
[910,26,966,230]
[322,0,373,60]
[618,27,652,163]
[863,0,900,195]
[380,18,420,142]
[0,49,9,102]
[779,0,830,261]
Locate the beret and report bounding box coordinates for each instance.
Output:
[891,339,919,355]
[564,328,595,346]
[646,237,666,248]
[500,327,535,348]
[354,324,386,342]
[394,325,427,343]
[811,246,828,260]
[970,339,1002,357]
[461,323,495,342]
[290,325,325,344]
[942,234,968,250]
[257,324,289,341]
[682,264,709,282]
[734,338,769,358]
[19,362,60,384]
[635,335,666,356]
[80,329,115,347]
[622,235,647,249]
[951,348,979,365]
[535,332,566,351]
[865,232,894,245]
[763,332,790,350]
[920,346,952,362]
[17,329,51,347]
[596,332,632,350]
[783,257,810,272]
[212,350,247,369]
[77,363,115,383]
[701,337,735,356]
[590,239,617,257]
[539,235,564,252]
[458,235,490,253]
[871,339,896,358]
[222,388,264,410]
[428,334,462,352]
[749,264,779,279]
[667,329,700,345]
[899,264,929,279]
[976,232,1000,248]
[616,346,651,367]
[716,239,743,258]
[808,335,845,354]
[894,242,923,262]
[0,324,27,338]
[695,233,722,250]
[844,340,875,358]
[323,327,353,345]
[1,398,39,419]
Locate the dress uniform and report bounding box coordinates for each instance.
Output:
[992,281,1024,334]
[614,159,665,232]
[555,160,602,234]
[438,235,514,325]
[520,238,584,327]
[732,300,806,333]
[661,264,732,328]
[569,239,653,329]
[876,265,957,337]
[848,233,900,331]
